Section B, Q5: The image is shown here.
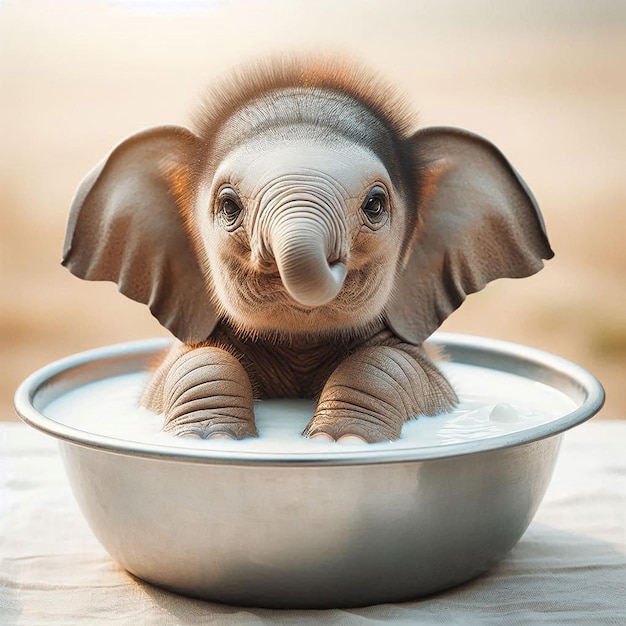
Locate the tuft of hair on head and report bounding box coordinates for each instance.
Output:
[192,55,417,150]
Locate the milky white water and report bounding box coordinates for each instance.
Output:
[43,362,577,453]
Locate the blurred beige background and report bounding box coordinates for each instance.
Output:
[1,0,624,420]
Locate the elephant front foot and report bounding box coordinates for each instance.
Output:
[303,399,403,444]
[303,345,457,443]
[142,344,257,440]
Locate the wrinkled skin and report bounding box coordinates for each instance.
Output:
[63,61,553,442]
[143,326,456,442]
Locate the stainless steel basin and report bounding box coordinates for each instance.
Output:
[14,333,605,608]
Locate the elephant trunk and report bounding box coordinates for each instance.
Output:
[267,210,347,308]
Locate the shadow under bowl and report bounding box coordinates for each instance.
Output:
[14,333,605,609]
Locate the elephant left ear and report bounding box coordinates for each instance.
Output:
[62,126,218,344]
[385,126,554,345]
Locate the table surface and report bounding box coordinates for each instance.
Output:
[1,420,624,625]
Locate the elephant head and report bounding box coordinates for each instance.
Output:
[63,59,552,345]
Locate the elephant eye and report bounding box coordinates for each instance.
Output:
[217,188,244,229]
[361,186,387,226]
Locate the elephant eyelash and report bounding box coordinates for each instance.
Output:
[360,186,389,229]
[216,186,245,231]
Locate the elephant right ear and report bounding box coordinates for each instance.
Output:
[385,126,554,345]
[62,126,218,344]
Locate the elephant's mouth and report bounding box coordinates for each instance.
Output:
[244,268,341,311]
[287,303,315,314]
[241,264,388,317]
[222,264,392,338]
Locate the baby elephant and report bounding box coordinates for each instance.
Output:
[63,59,553,443]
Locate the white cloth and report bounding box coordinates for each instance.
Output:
[1,421,624,625]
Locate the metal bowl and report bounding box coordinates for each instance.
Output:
[14,333,604,609]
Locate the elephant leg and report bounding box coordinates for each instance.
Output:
[142,342,257,439]
[303,344,457,443]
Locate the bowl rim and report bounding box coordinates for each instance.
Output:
[13,333,605,466]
